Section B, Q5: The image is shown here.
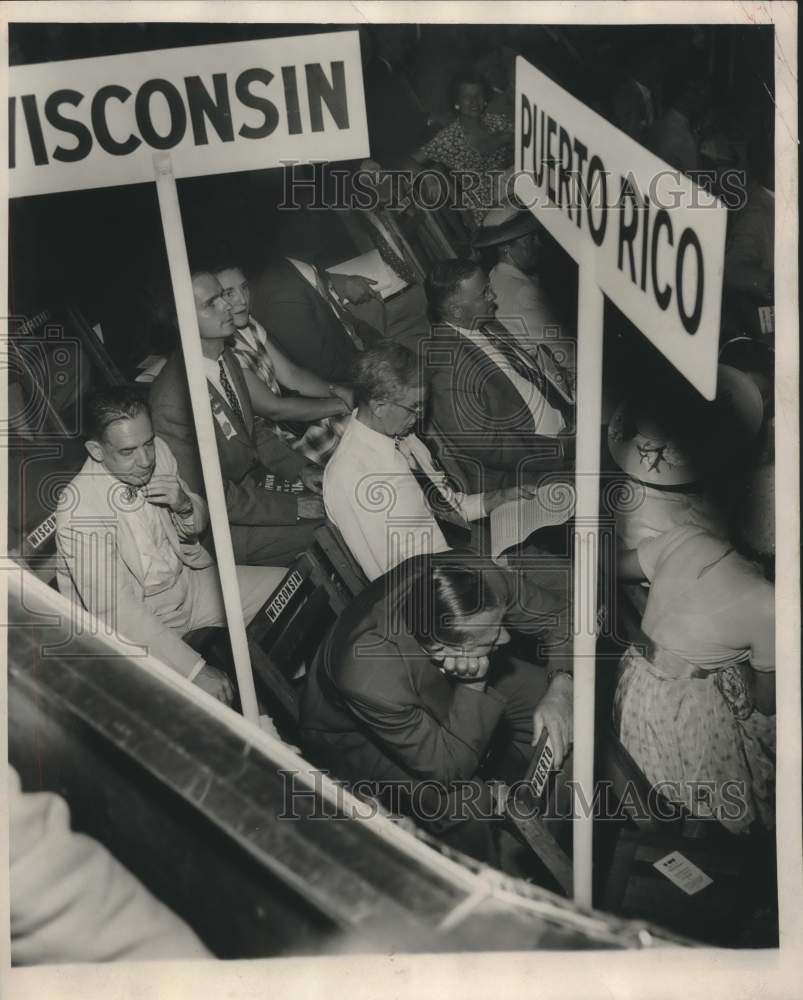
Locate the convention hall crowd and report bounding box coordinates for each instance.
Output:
[8,22,778,960]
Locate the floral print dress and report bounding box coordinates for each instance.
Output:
[418,113,514,224]
[613,525,775,833]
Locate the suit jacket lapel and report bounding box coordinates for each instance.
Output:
[458,334,537,430]
[207,370,252,444]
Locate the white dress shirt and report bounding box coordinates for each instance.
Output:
[323,414,485,581]
[489,261,564,356]
[453,324,565,437]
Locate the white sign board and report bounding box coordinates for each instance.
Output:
[9,31,368,198]
[515,57,726,399]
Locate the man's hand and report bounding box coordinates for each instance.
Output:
[300,464,324,494]
[329,383,355,411]
[142,474,192,515]
[533,672,573,768]
[483,483,542,513]
[192,664,235,706]
[432,650,491,683]
[328,272,381,305]
[297,497,325,520]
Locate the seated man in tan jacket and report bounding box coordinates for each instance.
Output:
[55,386,285,703]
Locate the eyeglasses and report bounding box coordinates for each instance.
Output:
[393,399,426,418]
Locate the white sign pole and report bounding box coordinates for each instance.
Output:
[515,55,726,907]
[571,254,605,908]
[153,152,260,725]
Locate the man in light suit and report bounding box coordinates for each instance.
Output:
[150,271,326,567]
[55,387,285,702]
[416,259,575,496]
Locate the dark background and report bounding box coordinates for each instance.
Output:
[9,22,775,377]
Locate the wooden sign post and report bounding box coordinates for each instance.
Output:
[9,31,369,724]
[514,57,727,906]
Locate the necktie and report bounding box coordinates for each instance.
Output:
[479,322,575,428]
[315,270,365,351]
[395,435,470,529]
[480,321,548,392]
[359,212,419,287]
[218,358,244,423]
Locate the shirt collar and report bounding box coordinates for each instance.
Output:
[349,413,428,461]
[348,413,403,459]
[450,322,490,341]
[492,260,525,279]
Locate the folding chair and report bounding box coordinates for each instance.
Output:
[310,523,369,604]
[504,731,574,896]
[236,552,345,738]
[7,431,88,587]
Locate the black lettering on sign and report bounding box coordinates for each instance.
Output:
[92,85,140,156]
[519,94,532,173]
[586,155,607,246]
[26,513,57,551]
[264,569,303,624]
[8,96,16,168]
[305,61,349,132]
[135,79,187,150]
[676,228,704,334]
[545,116,557,202]
[617,174,639,282]
[185,73,234,146]
[45,89,93,163]
[22,93,50,166]
[236,68,279,140]
[282,66,303,135]
[651,209,674,311]
[639,195,651,292]
[572,136,588,230]
[557,126,573,220]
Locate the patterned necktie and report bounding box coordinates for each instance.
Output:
[218,358,244,423]
[243,323,281,395]
[359,212,419,287]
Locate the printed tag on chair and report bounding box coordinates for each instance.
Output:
[653,851,713,895]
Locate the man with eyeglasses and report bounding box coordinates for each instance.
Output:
[150,271,326,568]
[323,342,537,582]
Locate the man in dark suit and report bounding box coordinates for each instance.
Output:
[248,257,383,383]
[150,271,325,567]
[414,259,574,496]
[300,551,573,865]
